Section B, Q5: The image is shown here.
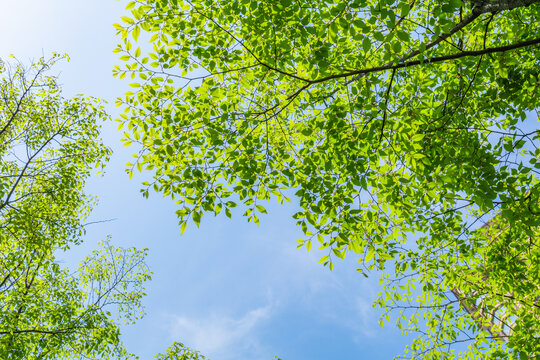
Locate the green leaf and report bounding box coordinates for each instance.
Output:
[256,204,267,214]
[373,31,384,41]
[396,30,410,42]
[180,222,187,235]
[365,248,375,262]
[133,26,141,42]
[318,255,329,264]
[362,37,371,53]
[192,211,201,227]
[121,16,135,25]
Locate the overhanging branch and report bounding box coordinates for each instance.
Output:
[310,37,540,85]
[473,0,540,13]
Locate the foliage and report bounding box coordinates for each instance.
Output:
[154,342,207,360]
[114,0,540,358]
[0,55,150,359]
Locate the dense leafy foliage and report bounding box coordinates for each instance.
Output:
[115,0,540,357]
[0,55,150,359]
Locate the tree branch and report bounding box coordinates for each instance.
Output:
[379,68,397,144]
[310,37,540,85]
[473,0,540,13]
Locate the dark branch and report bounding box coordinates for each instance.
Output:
[311,37,540,85]
[473,0,540,13]
[379,68,397,144]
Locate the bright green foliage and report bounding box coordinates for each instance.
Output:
[155,342,207,360]
[0,55,150,359]
[115,0,540,357]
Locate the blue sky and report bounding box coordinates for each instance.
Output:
[1,1,412,359]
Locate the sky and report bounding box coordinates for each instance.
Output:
[0,1,412,359]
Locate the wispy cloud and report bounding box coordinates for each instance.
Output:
[353,295,378,338]
[168,304,272,359]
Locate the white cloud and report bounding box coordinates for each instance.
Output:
[353,295,378,337]
[168,304,272,359]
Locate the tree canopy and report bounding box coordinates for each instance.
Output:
[0,55,151,360]
[114,0,540,358]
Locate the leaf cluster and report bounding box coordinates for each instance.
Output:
[114,0,540,357]
[0,55,150,360]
